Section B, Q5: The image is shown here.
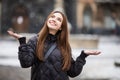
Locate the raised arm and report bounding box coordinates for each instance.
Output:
[67,50,101,77]
[7,30,37,68]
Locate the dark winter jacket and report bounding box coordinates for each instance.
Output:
[18,34,88,80]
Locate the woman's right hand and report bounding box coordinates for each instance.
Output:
[7,30,23,39]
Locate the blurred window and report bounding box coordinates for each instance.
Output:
[104,16,115,29]
[83,6,92,28]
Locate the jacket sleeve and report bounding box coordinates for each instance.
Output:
[18,36,37,68]
[67,50,88,77]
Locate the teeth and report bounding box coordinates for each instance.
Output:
[49,21,56,26]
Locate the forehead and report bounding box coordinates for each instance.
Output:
[52,12,63,18]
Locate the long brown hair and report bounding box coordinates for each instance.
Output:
[36,11,71,71]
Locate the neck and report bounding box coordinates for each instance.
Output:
[49,30,57,35]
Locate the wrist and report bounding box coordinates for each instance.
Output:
[80,50,89,58]
[18,37,26,45]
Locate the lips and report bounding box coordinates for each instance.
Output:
[49,20,57,26]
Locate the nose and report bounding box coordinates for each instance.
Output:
[51,19,56,23]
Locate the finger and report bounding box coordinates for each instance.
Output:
[7,30,21,39]
[94,51,101,55]
[90,51,101,55]
[7,30,14,35]
[97,51,101,54]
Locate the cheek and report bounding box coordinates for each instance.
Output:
[57,22,62,28]
[47,20,51,27]
[46,20,49,25]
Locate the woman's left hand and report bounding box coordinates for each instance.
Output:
[84,50,101,55]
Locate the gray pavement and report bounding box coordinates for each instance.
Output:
[71,35,120,80]
[0,34,120,80]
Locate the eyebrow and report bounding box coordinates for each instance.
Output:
[53,14,62,19]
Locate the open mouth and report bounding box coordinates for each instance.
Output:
[49,20,57,26]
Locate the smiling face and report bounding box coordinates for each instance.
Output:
[47,12,63,35]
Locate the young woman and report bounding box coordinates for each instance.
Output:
[8,11,101,80]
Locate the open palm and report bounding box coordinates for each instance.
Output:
[7,30,23,39]
[84,50,101,55]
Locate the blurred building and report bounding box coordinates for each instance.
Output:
[1,0,120,35]
[76,0,120,35]
[1,0,54,34]
[0,0,1,35]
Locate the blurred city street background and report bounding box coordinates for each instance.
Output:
[0,0,120,80]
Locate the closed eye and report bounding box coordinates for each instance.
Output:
[51,15,55,18]
[57,17,62,22]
